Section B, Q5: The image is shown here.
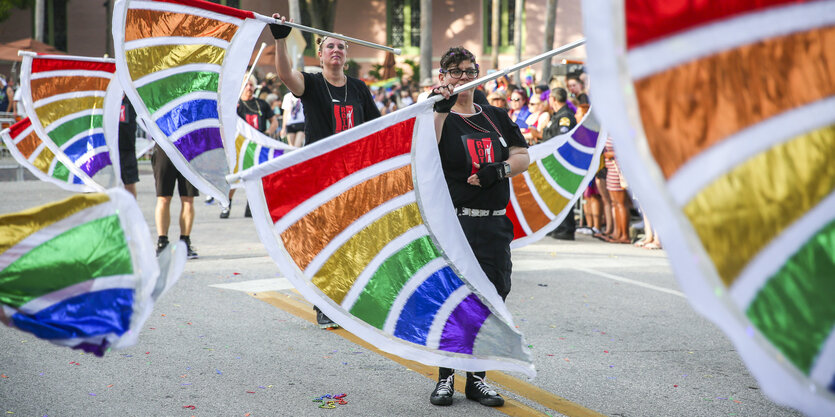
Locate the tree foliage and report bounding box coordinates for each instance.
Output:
[0,0,32,23]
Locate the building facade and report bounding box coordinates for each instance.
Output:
[0,0,585,83]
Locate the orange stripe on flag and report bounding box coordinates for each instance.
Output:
[510,175,551,232]
[281,166,414,271]
[30,77,110,102]
[635,26,835,179]
[125,9,239,42]
[17,132,43,160]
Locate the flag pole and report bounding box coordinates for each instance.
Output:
[441,38,587,98]
[240,42,267,97]
[253,13,401,55]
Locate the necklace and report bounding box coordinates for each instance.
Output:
[453,104,501,134]
[324,74,348,103]
[240,98,261,116]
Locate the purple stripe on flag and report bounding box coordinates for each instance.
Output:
[572,125,599,148]
[438,293,491,354]
[79,152,112,177]
[173,127,223,161]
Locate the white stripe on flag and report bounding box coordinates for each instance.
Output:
[425,285,472,350]
[0,201,115,271]
[382,257,449,335]
[17,274,137,315]
[275,155,411,233]
[340,224,431,311]
[304,191,417,278]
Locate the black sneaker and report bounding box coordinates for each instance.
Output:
[314,306,339,329]
[156,240,168,256]
[465,374,504,407]
[181,238,198,259]
[219,205,230,219]
[429,374,454,406]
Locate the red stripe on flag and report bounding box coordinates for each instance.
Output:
[263,118,416,222]
[625,0,806,49]
[156,0,255,19]
[9,118,32,138]
[505,201,528,241]
[31,59,115,73]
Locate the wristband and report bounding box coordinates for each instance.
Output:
[270,23,292,39]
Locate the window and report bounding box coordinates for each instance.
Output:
[44,0,67,51]
[483,0,524,54]
[205,0,240,7]
[387,0,421,55]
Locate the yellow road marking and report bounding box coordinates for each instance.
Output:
[253,290,604,417]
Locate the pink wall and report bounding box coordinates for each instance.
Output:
[0,0,585,83]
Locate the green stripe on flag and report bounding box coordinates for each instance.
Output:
[350,236,441,329]
[746,219,835,374]
[0,215,133,308]
[51,161,70,181]
[136,71,219,114]
[243,142,258,171]
[541,154,583,192]
[48,115,103,147]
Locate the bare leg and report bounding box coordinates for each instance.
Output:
[596,177,613,236]
[124,183,137,198]
[292,131,305,148]
[155,196,172,237]
[609,190,631,243]
[588,194,602,230]
[180,197,195,236]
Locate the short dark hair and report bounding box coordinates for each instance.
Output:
[439,46,479,73]
[550,87,568,103]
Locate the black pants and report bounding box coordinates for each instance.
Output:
[438,214,514,381]
[455,214,514,301]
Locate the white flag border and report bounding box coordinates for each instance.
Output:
[581,0,835,415]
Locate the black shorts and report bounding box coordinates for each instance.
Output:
[286,122,305,134]
[457,214,514,300]
[151,145,199,197]
[119,148,139,185]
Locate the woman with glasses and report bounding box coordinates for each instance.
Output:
[522,92,552,145]
[507,89,531,132]
[270,13,381,329]
[270,14,380,146]
[427,46,530,409]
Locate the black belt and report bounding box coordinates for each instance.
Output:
[456,207,507,217]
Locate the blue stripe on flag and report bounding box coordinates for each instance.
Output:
[155,99,218,136]
[63,133,107,162]
[72,175,84,184]
[258,147,270,164]
[11,288,134,340]
[394,266,463,345]
[557,142,592,170]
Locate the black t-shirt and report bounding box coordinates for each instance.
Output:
[237,98,274,133]
[118,96,137,152]
[297,72,380,145]
[439,104,528,210]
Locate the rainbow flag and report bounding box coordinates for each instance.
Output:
[235,101,534,376]
[0,117,87,192]
[507,109,605,248]
[16,53,124,191]
[226,118,295,189]
[112,0,267,205]
[0,190,186,356]
[583,0,835,414]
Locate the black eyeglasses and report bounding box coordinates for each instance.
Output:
[443,68,479,79]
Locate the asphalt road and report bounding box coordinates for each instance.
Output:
[0,166,804,417]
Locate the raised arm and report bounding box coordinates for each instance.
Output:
[271,13,305,96]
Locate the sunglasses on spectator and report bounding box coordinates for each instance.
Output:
[442,68,480,79]
[510,98,522,102]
